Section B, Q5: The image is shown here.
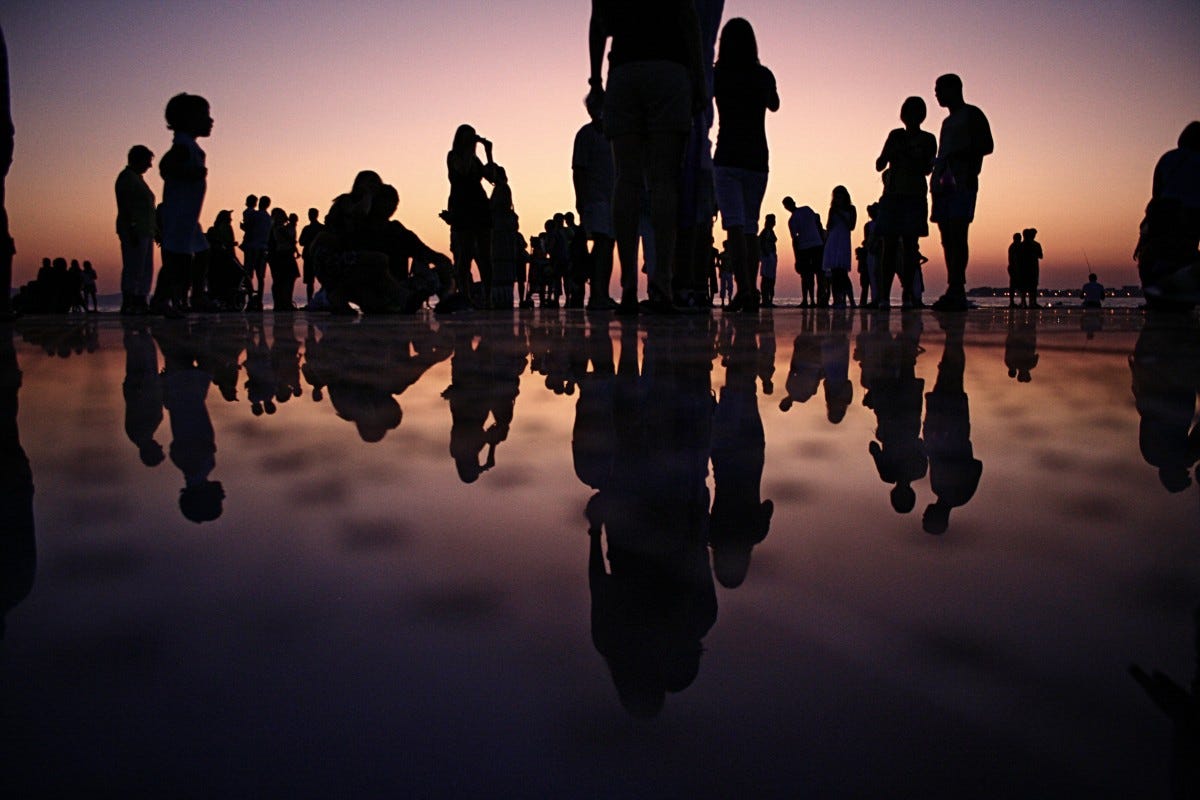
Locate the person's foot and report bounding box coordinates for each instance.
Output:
[435,292,471,315]
[615,295,639,316]
[586,296,618,311]
[930,295,968,312]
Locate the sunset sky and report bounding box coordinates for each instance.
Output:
[3,1,1197,297]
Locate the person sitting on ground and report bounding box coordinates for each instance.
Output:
[1081,272,1105,309]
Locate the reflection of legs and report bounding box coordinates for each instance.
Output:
[879,237,899,306]
[473,229,494,305]
[152,250,192,311]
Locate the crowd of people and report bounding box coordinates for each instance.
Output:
[0,12,1196,321]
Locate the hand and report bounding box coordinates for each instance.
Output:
[585,84,604,113]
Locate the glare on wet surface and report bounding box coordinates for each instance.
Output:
[1,308,1198,798]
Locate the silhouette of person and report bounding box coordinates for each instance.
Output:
[1129,604,1200,799]
[1080,272,1104,308]
[823,187,858,309]
[66,259,85,313]
[1135,121,1200,311]
[0,25,13,320]
[313,172,457,314]
[1129,313,1200,493]
[1004,308,1039,383]
[584,318,718,716]
[298,207,324,306]
[710,314,773,588]
[875,96,937,309]
[149,93,213,318]
[759,213,778,307]
[115,144,157,315]
[152,322,224,522]
[240,194,271,310]
[268,207,299,310]
[929,74,993,312]
[1017,228,1043,308]
[445,124,499,307]
[572,92,618,310]
[205,209,245,310]
[784,196,824,307]
[1006,232,1022,307]
[587,0,706,313]
[121,319,165,466]
[0,322,34,638]
[81,260,98,313]
[922,312,982,533]
[712,17,779,314]
[490,168,526,309]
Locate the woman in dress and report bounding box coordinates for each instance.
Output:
[822,186,857,308]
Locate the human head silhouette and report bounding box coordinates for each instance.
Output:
[180,480,225,523]
[164,93,212,137]
[900,96,926,127]
[831,185,851,207]
[585,89,604,123]
[245,194,257,209]
[258,195,271,211]
[127,144,153,173]
[934,74,964,109]
[782,196,796,212]
[1178,121,1200,151]
[922,501,950,534]
[452,124,477,156]
[716,17,758,66]
[307,207,319,223]
[891,483,916,514]
[1088,273,1097,282]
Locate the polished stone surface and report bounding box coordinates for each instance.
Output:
[1,308,1198,798]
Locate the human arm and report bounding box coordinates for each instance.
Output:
[587,2,608,108]
[764,67,780,113]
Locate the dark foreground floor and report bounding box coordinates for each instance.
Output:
[1,307,1198,798]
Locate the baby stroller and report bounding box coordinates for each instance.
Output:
[208,246,252,311]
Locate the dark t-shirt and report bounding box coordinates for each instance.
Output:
[879,128,937,196]
[595,0,692,67]
[713,63,778,171]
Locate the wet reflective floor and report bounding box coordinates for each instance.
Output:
[2,308,1198,798]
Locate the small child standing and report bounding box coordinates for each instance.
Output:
[151,93,212,317]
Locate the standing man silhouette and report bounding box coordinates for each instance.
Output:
[0,25,14,319]
[929,74,992,312]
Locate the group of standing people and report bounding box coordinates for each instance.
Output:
[1006,228,1044,307]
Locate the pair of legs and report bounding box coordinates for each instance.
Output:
[937,219,971,303]
[451,227,493,306]
[611,132,686,304]
[588,233,615,307]
[120,234,155,311]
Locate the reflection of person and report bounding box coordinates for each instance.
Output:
[922,312,982,533]
[0,324,34,639]
[929,74,993,312]
[121,320,165,466]
[1129,313,1200,493]
[584,319,717,716]
[442,328,525,482]
[115,145,157,315]
[154,323,224,523]
[710,315,773,588]
[1004,308,1039,383]
[1135,121,1200,310]
[861,313,927,513]
[1129,604,1200,799]
[587,0,706,313]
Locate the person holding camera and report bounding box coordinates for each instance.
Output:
[445,124,500,308]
